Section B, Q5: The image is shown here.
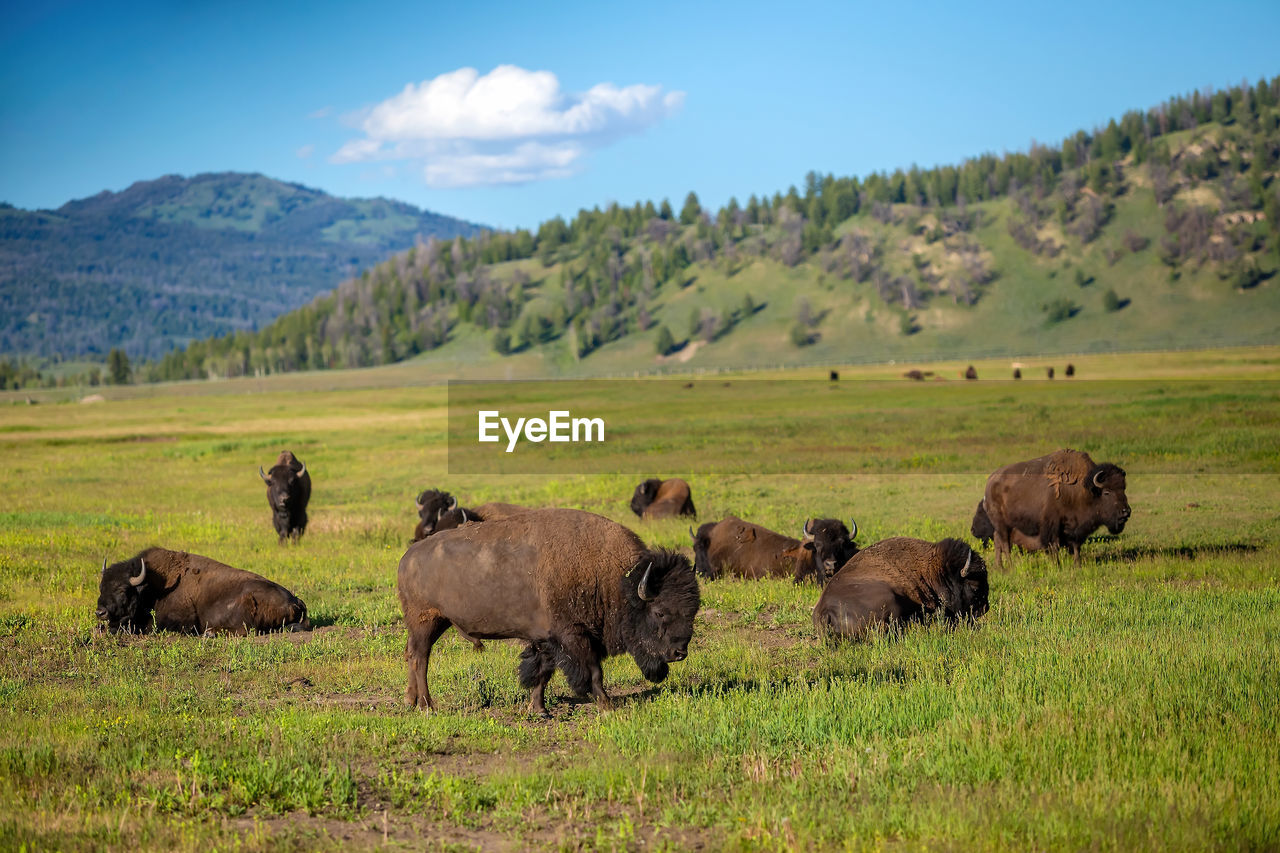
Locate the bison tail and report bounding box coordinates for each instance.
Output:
[691,523,716,579]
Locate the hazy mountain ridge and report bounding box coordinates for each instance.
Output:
[0,172,483,360]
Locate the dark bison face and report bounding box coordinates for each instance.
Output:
[629,479,661,518]
[621,549,701,682]
[970,500,994,545]
[261,460,306,511]
[1088,464,1131,534]
[943,544,989,620]
[803,518,859,583]
[96,556,151,633]
[413,489,457,538]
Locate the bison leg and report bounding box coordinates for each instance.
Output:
[518,643,556,718]
[404,611,451,712]
[556,632,612,710]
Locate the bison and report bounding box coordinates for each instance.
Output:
[692,517,858,585]
[970,499,995,547]
[964,365,978,380]
[96,547,309,635]
[982,448,1131,569]
[1013,368,1022,380]
[1065,363,1075,377]
[397,508,700,716]
[412,490,529,541]
[259,451,310,543]
[630,478,696,520]
[813,537,987,640]
[1046,366,1055,379]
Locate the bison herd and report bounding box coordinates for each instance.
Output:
[94,445,1131,717]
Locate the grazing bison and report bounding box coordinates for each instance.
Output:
[964,365,978,380]
[630,478,696,520]
[829,370,840,381]
[904,369,926,381]
[259,451,310,543]
[813,538,987,640]
[692,517,858,585]
[397,508,700,716]
[982,448,1131,569]
[1065,363,1075,377]
[412,489,529,541]
[1046,366,1055,379]
[96,547,309,635]
[1013,368,1022,380]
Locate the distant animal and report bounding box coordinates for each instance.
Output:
[1047,366,1055,379]
[96,547,309,635]
[1013,368,1022,379]
[397,508,700,716]
[970,499,995,547]
[813,537,987,640]
[904,369,926,381]
[259,451,310,543]
[412,490,529,541]
[982,448,1131,570]
[829,370,840,381]
[964,365,978,380]
[1065,363,1075,377]
[630,478,696,520]
[691,517,858,585]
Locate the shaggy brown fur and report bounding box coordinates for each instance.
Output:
[397,508,699,716]
[630,478,697,520]
[983,448,1131,570]
[96,547,309,635]
[692,516,857,584]
[813,537,987,640]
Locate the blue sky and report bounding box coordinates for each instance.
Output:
[2,0,1278,230]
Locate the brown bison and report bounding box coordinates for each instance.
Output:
[412,489,529,541]
[813,538,987,640]
[1065,363,1075,377]
[1013,368,1022,379]
[692,517,858,585]
[982,448,1131,569]
[1046,366,1055,379]
[630,478,696,520]
[96,547,309,635]
[259,451,310,543]
[964,365,978,380]
[970,500,995,547]
[397,508,700,716]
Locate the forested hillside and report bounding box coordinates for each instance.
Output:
[0,173,481,361]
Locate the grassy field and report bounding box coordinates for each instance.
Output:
[1,347,1278,850]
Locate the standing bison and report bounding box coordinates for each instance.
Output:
[692,517,858,585]
[96,547,309,635]
[397,508,700,716]
[412,489,529,541]
[259,451,310,543]
[630,478,696,520]
[813,538,987,640]
[982,448,1131,569]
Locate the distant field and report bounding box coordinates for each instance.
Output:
[1,348,1278,850]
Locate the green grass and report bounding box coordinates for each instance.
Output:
[1,348,1278,849]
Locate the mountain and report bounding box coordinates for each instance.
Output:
[0,173,483,360]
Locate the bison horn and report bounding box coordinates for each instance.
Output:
[296,461,306,478]
[258,466,269,482]
[415,494,425,511]
[688,525,696,541]
[1092,468,1106,489]
[101,556,107,574]
[802,518,815,540]
[448,497,458,511]
[960,548,973,578]
[637,562,655,601]
[849,519,858,540]
[459,508,469,523]
[130,558,147,587]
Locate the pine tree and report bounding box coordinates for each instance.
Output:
[679,192,702,226]
[654,325,675,355]
[106,348,131,385]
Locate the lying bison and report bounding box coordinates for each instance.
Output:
[692,517,858,585]
[398,508,699,716]
[412,489,529,541]
[259,451,310,543]
[813,538,987,640]
[982,448,1131,569]
[630,478,696,520]
[96,547,309,635]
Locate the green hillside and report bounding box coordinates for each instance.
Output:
[0,173,482,362]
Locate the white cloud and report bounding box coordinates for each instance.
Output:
[296,144,315,159]
[330,65,684,187]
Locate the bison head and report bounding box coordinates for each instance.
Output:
[260,458,306,514]
[936,539,989,620]
[802,518,860,584]
[1087,463,1131,534]
[620,548,700,683]
[629,479,662,518]
[412,489,456,538]
[96,555,153,633]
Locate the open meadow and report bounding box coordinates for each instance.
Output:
[1,347,1278,850]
